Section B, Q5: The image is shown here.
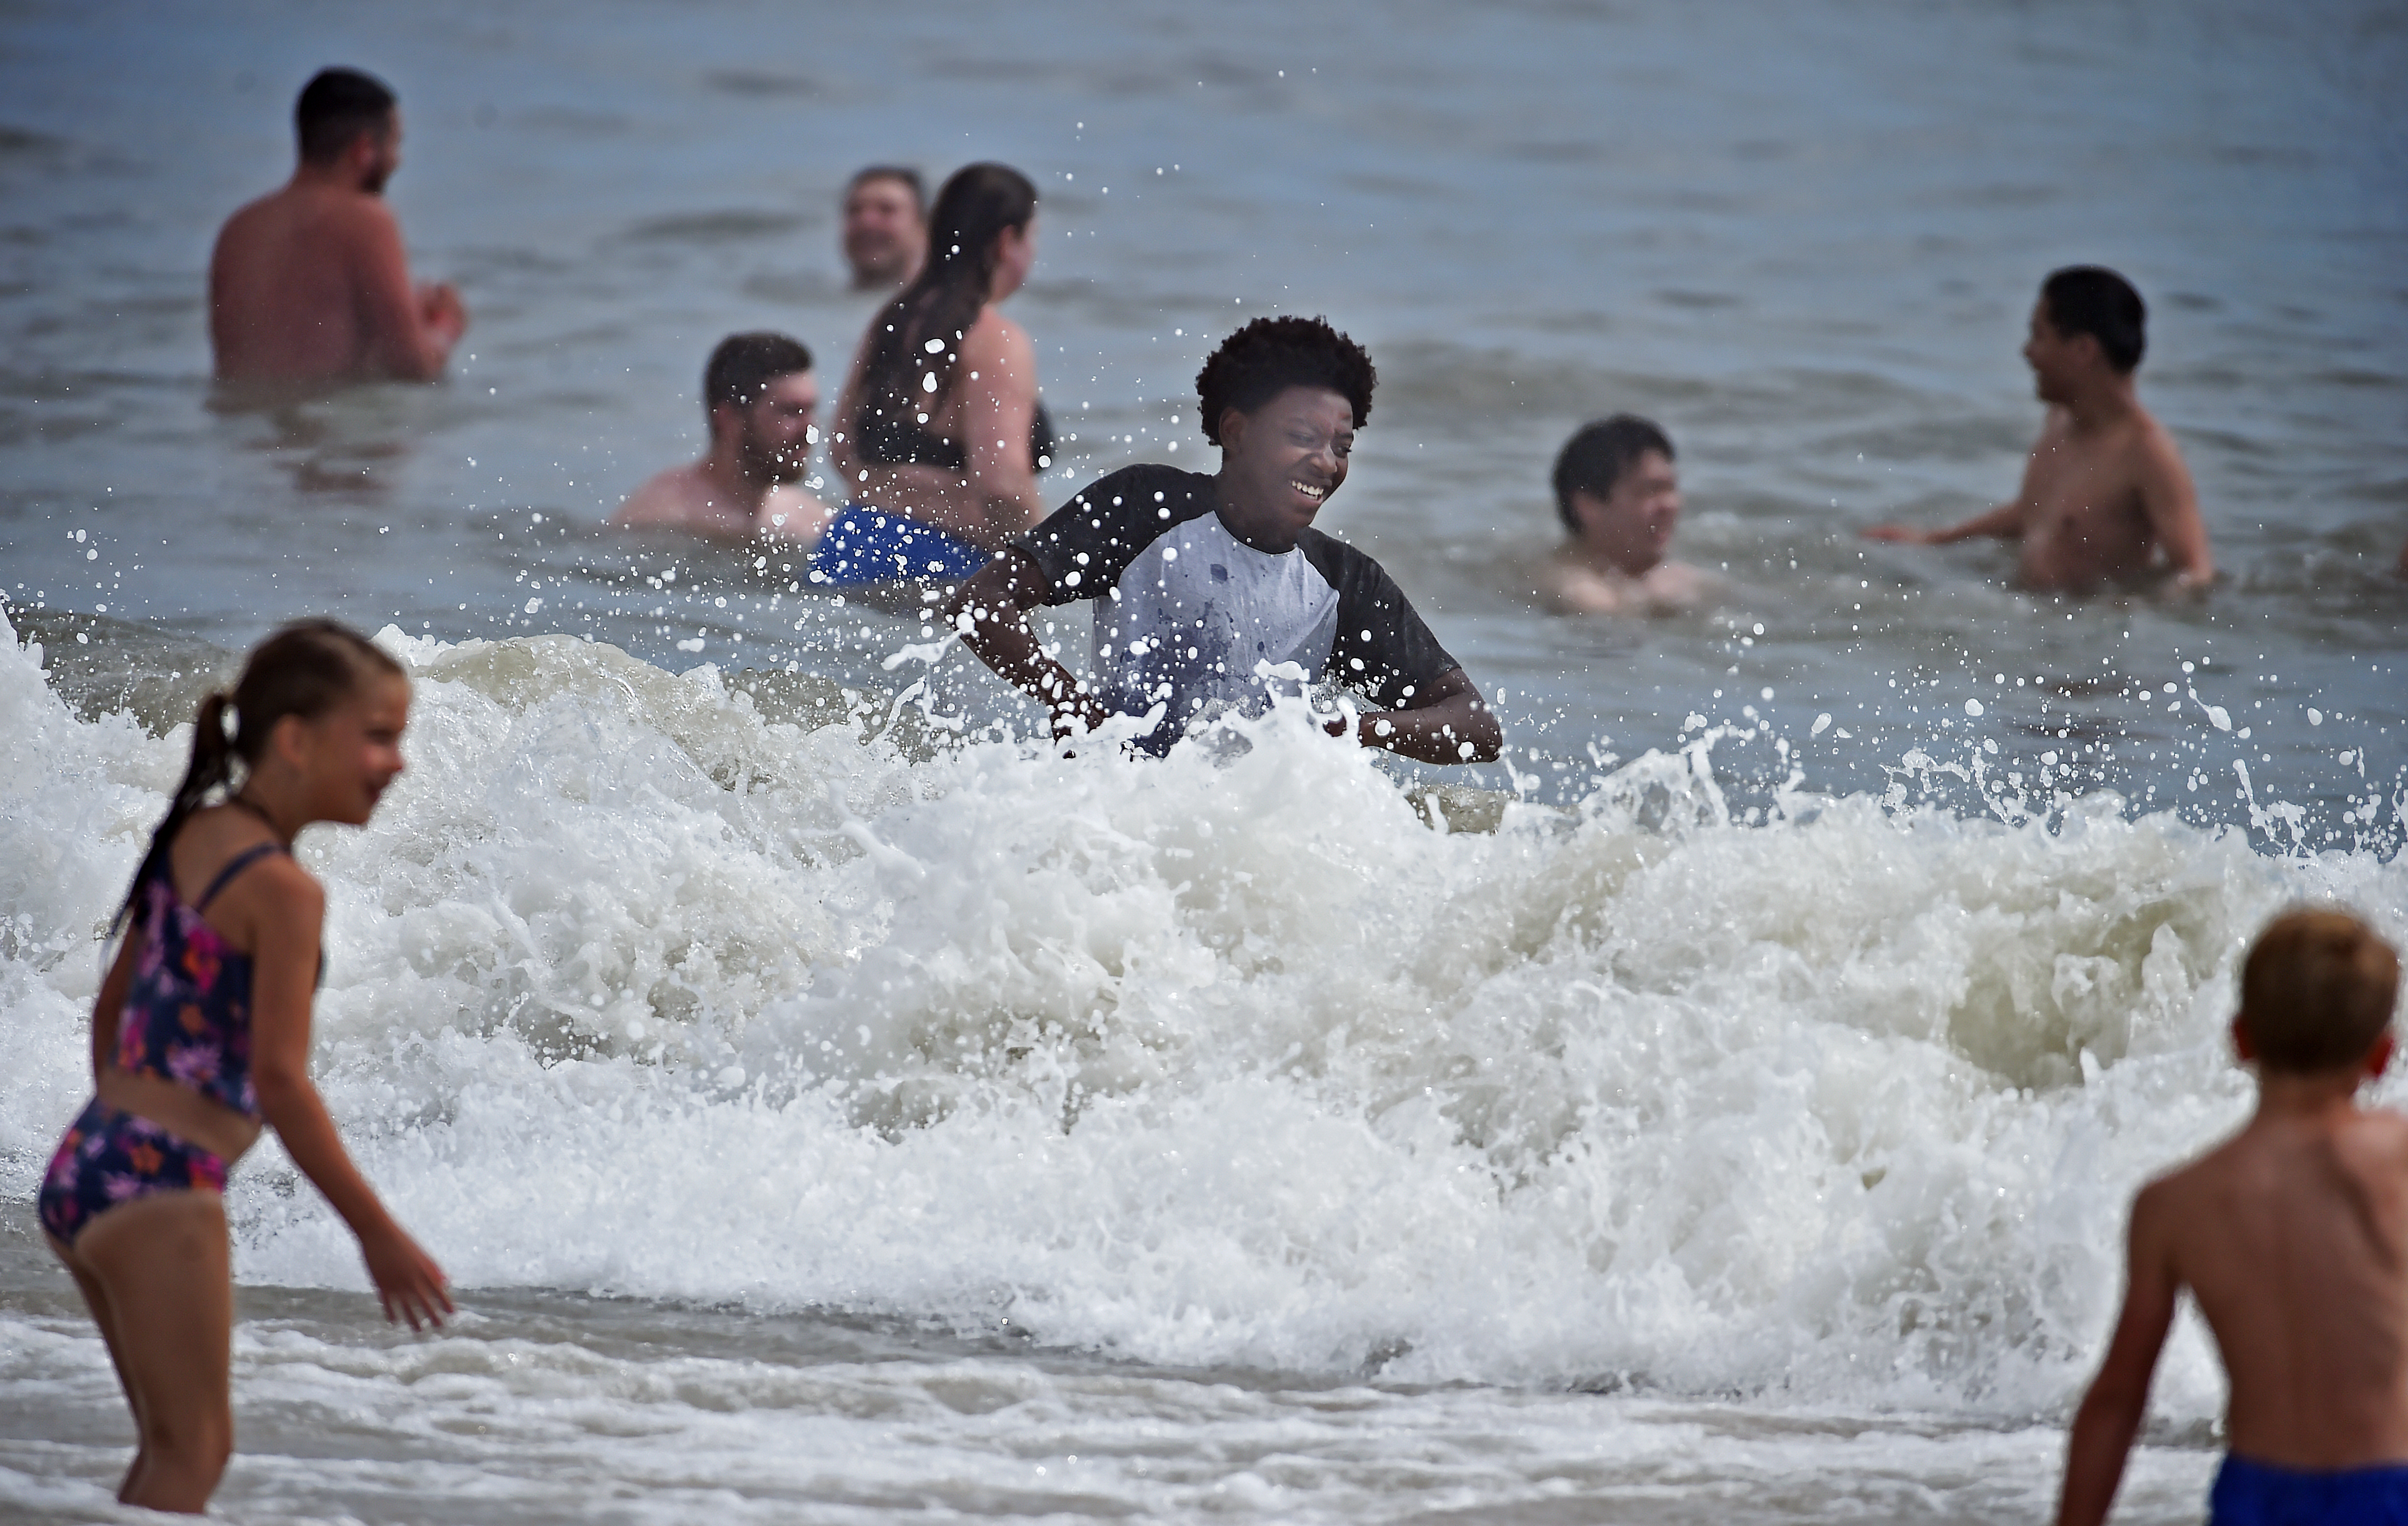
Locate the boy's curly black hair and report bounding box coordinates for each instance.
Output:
[1193,316,1376,446]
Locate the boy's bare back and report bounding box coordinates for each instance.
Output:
[2137,1102,2408,1468]
[2058,910,2408,1526]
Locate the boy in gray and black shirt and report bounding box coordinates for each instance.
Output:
[951,316,1501,763]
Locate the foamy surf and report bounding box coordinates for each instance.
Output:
[4,610,2399,1444]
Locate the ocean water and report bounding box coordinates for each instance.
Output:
[2,0,2406,1521]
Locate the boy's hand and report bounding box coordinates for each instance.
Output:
[361,1223,454,1332]
[1860,524,1936,544]
[1049,687,1112,740]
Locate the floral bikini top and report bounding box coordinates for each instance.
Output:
[112,842,289,1122]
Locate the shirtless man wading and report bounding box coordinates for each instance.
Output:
[208,68,467,388]
[1864,266,2212,593]
[612,332,834,544]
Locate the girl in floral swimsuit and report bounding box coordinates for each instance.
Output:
[37,619,451,1515]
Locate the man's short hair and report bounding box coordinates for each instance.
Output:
[2041,266,2147,374]
[704,332,814,417]
[1550,415,1675,533]
[847,165,926,216]
[2238,909,2401,1074]
[295,68,397,164]
[1194,316,1375,446]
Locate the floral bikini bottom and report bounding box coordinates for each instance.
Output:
[37,1098,228,1247]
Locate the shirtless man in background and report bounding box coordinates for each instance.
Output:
[1864,267,2211,593]
[613,332,833,544]
[1537,414,1716,615]
[841,166,927,291]
[209,68,467,388]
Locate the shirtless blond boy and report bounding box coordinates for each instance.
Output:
[1537,415,1715,615]
[1865,267,2211,593]
[613,332,833,544]
[209,68,466,388]
[2058,909,2407,1526]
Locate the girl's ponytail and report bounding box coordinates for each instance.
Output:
[113,690,241,935]
[185,692,239,808]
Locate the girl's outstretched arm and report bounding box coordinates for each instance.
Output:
[246,859,453,1331]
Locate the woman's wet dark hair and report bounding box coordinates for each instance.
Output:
[854,163,1037,440]
[1194,316,1376,446]
[115,619,405,935]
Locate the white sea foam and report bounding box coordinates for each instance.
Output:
[2,610,2402,1433]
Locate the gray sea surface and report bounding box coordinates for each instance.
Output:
[1,0,2405,1521]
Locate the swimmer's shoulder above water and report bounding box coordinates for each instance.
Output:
[611,333,833,545]
[1535,414,1719,616]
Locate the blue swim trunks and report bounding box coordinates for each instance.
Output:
[2212,1454,2408,1525]
[807,507,989,587]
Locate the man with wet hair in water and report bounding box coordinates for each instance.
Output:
[1537,414,1715,615]
[841,166,928,291]
[209,68,468,387]
[949,316,1501,763]
[1864,266,2212,593]
[2057,909,2408,1526]
[614,332,834,543]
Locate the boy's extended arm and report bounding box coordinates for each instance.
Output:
[2056,1185,2180,1526]
[1330,666,1503,763]
[1862,500,2026,546]
[1865,433,2046,546]
[949,551,1109,739]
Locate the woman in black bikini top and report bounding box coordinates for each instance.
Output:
[819,163,1048,586]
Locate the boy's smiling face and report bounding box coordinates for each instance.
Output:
[1214,385,1354,552]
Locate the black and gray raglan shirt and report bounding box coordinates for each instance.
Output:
[1012,465,1462,751]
